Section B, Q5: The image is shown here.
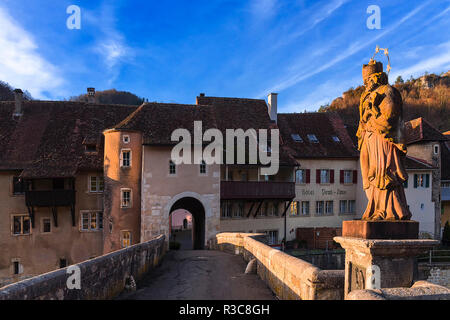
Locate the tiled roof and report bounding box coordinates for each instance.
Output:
[404,156,435,170]
[0,101,137,178]
[404,117,447,144]
[277,112,359,159]
[110,96,298,166]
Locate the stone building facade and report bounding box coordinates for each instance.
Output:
[0,89,445,287]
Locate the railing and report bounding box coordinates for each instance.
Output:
[417,250,450,264]
[25,190,76,207]
[220,181,295,200]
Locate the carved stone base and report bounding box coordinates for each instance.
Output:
[334,236,439,299]
[342,220,419,239]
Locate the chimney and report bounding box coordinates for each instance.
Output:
[87,87,95,103]
[267,93,278,123]
[13,89,23,118]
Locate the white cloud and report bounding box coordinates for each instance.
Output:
[0,6,64,99]
[85,3,134,85]
[282,76,360,112]
[257,0,430,97]
[250,0,278,20]
[391,41,450,80]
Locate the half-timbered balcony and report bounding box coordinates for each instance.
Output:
[220,181,295,200]
[25,190,75,207]
[25,189,76,227]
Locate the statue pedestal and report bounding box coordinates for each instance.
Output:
[334,221,439,299]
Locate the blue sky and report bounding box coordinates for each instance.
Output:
[0,0,449,112]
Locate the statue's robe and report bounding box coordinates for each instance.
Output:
[357,84,412,220]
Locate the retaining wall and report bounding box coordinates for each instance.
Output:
[0,235,165,300]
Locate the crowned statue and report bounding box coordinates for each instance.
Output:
[357,47,412,221]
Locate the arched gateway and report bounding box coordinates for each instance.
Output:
[169,197,205,249]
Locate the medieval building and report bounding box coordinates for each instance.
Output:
[0,89,443,286]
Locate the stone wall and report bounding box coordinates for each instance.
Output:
[419,263,450,288]
[347,281,450,300]
[0,235,165,300]
[211,233,345,300]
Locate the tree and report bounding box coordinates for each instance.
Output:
[395,76,404,84]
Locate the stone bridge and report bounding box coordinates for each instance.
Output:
[0,233,449,300]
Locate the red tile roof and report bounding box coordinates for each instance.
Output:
[277,112,359,159]
[0,101,137,178]
[110,96,298,166]
[404,156,436,170]
[404,117,447,144]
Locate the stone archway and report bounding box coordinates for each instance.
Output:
[167,195,206,249]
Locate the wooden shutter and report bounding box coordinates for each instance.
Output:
[425,174,430,188]
[353,170,358,184]
[330,170,334,184]
[340,170,344,184]
[316,170,321,184]
[414,174,418,188]
[306,169,310,184]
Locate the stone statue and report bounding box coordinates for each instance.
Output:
[356,52,412,221]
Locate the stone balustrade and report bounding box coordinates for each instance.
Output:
[210,232,345,300]
[0,235,165,300]
[347,281,450,300]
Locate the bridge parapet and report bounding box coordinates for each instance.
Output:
[0,235,165,300]
[210,233,345,300]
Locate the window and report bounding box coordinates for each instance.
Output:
[348,200,355,213]
[434,144,439,155]
[269,202,279,216]
[221,201,232,218]
[200,160,206,174]
[80,211,103,231]
[234,202,244,218]
[307,134,319,143]
[89,176,104,192]
[13,261,20,275]
[296,169,306,184]
[343,170,353,184]
[123,135,130,143]
[121,231,132,248]
[264,174,274,182]
[261,230,278,245]
[316,201,324,215]
[258,202,267,216]
[332,135,340,142]
[42,218,51,233]
[320,169,330,183]
[121,150,131,167]
[59,259,67,268]
[325,201,334,215]
[121,189,132,208]
[169,160,176,175]
[340,200,355,214]
[12,215,31,235]
[290,201,298,216]
[12,176,25,195]
[414,174,430,188]
[291,134,303,142]
[300,201,310,215]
